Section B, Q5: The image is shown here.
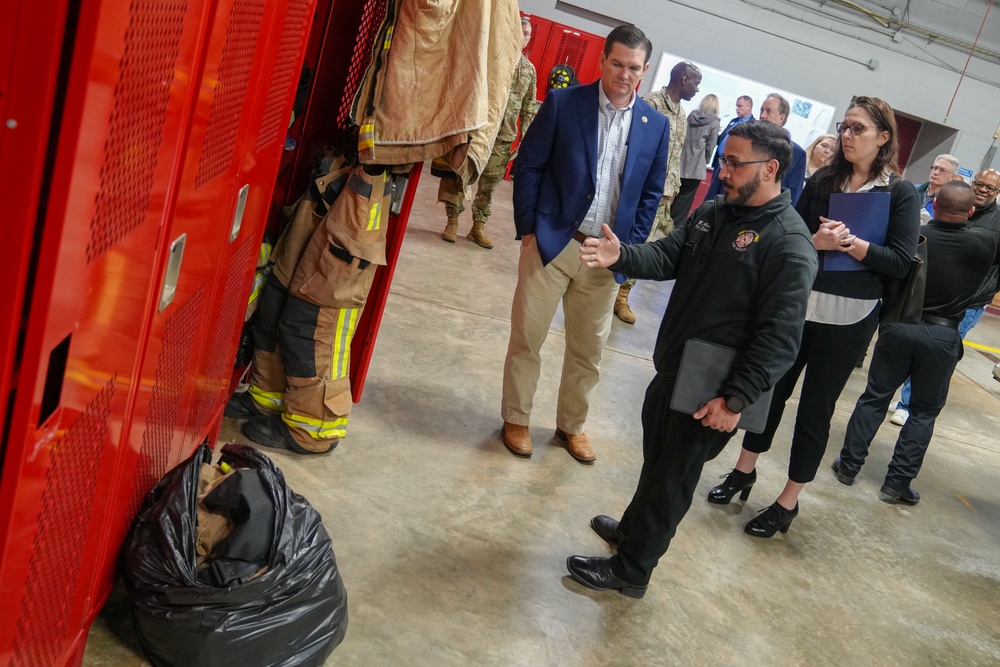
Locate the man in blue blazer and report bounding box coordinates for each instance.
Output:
[704,93,806,205]
[711,95,754,170]
[500,24,670,464]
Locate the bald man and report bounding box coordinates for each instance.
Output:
[890,168,1000,426]
[835,181,998,504]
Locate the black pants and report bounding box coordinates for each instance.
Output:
[742,307,879,483]
[669,178,702,225]
[612,374,735,583]
[838,322,962,490]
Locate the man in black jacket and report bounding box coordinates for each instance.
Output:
[565,121,818,597]
[890,168,1000,426]
[834,182,998,504]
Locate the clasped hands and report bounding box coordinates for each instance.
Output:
[814,217,856,252]
[579,223,621,267]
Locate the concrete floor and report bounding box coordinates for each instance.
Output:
[85,171,1000,666]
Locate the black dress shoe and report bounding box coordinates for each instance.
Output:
[707,468,756,504]
[224,391,265,420]
[744,501,798,538]
[879,484,920,505]
[831,458,856,486]
[565,555,647,598]
[590,515,624,548]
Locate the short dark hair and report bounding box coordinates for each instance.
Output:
[935,181,975,217]
[765,93,790,122]
[728,120,793,180]
[604,25,652,64]
[738,95,754,108]
[669,60,701,86]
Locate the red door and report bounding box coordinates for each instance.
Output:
[895,114,922,174]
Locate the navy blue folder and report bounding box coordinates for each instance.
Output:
[823,191,891,271]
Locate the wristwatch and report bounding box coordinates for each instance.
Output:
[724,395,746,414]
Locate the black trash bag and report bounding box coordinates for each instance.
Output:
[122,443,347,667]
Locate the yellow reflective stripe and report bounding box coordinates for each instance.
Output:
[384,25,394,49]
[282,412,348,439]
[332,308,360,379]
[358,124,375,151]
[248,269,268,304]
[248,386,285,411]
[258,242,272,267]
[367,202,381,230]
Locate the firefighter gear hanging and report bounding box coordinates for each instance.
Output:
[228,158,394,454]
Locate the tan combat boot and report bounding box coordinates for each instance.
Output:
[441,217,459,242]
[467,221,494,249]
[614,284,636,324]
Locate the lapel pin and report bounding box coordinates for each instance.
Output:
[641,116,648,123]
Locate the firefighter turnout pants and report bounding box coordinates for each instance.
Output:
[247,161,390,453]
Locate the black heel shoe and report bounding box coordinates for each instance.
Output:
[744,501,798,538]
[707,468,756,505]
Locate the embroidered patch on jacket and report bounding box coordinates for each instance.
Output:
[695,219,711,232]
[732,230,760,251]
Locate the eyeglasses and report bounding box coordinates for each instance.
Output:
[929,165,954,174]
[835,121,870,136]
[972,181,999,194]
[718,157,770,170]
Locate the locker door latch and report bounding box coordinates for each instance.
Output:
[158,233,187,312]
[230,184,250,242]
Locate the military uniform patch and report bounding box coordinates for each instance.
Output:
[733,230,759,251]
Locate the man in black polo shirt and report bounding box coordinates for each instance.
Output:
[833,181,998,504]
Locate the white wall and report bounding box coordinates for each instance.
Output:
[518,0,1000,178]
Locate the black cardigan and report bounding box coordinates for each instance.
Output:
[796,167,921,300]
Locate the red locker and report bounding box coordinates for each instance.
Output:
[1,0,422,661]
[0,0,215,664]
[537,23,605,94]
[0,0,316,663]
[521,13,552,102]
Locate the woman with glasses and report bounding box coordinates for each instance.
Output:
[804,133,838,182]
[707,96,920,537]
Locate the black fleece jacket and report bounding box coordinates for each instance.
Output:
[796,167,920,299]
[610,190,818,409]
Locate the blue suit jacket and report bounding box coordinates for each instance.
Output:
[704,138,806,206]
[711,114,754,169]
[512,82,670,283]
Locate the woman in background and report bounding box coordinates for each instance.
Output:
[805,133,838,181]
[669,94,720,225]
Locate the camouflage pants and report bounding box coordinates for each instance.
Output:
[440,139,513,222]
[623,196,673,289]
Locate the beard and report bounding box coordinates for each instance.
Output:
[723,172,761,206]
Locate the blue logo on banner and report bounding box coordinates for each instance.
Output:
[792,100,812,119]
[958,167,973,178]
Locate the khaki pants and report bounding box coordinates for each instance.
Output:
[501,236,618,434]
[247,162,389,453]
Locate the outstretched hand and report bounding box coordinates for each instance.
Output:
[579,224,621,268]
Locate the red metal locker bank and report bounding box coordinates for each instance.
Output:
[0,0,418,664]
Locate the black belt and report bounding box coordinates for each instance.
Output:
[573,231,594,244]
[922,314,960,328]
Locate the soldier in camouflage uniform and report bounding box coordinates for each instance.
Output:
[614,61,702,324]
[439,17,537,249]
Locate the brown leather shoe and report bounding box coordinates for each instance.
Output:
[502,422,532,458]
[555,428,596,464]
